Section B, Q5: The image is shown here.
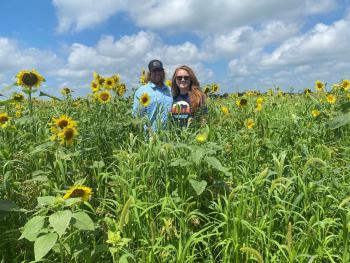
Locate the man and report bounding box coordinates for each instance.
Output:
[132,59,173,131]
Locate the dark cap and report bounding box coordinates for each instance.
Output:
[148,59,164,72]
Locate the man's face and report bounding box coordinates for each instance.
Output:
[150,69,165,85]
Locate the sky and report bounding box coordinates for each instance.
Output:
[0,0,350,97]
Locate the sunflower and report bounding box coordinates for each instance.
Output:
[116,83,126,96]
[204,86,210,94]
[341,79,350,91]
[104,77,115,89]
[256,97,264,104]
[139,68,147,85]
[304,88,312,95]
[211,84,219,93]
[165,79,172,87]
[245,118,255,129]
[52,115,76,130]
[311,109,320,117]
[254,103,263,112]
[196,132,208,143]
[139,92,151,107]
[93,72,105,86]
[236,98,248,107]
[0,113,10,128]
[91,81,100,93]
[221,106,229,115]
[58,126,78,146]
[112,74,120,84]
[60,87,72,96]
[16,69,45,89]
[315,80,325,92]
[96,90,112,104]
[63,185,92,202]
[326,94,336,104]
[50,115,77,140]
[12,93,24,102]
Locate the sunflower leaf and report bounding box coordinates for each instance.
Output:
[0,99,15,105]
[49,210,72,237]
[63,197,82,207]
[19,216,45,241]
[204,156,231,177]
[39,91,62,101]
[170,158,192,167]
[0,199,18,211]
[340,102,350,112]
[34,233,58,261]
[189,179,207,196]
[37,196,56,207]
[327,112,350,129]
[72,211,95,231]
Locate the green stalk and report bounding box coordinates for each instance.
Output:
[28,88,33,115]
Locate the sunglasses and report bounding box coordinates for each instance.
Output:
[176,75,190,81]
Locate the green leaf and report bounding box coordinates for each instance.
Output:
[170,158,192,167]
[39,91,62,101]
[29,141,55,155]
[20,216,45,241]
[64,197,82,207]
[0,200,19,211]
[37,196,56,207]
[49,210,72,237]
[72,211,95,230]
[189,179,207,195]
[34,233,58,261]
[204,156,231,177]
[190,147,204,165]
[0,99,15,105]
[328,112,350,129]
[340,101,350,112]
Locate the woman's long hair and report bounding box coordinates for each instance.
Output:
[171,65,206,113]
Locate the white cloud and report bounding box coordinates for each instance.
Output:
[202,21,300,59]
[52,0,338,33]
[0,37,61,78]
[261,17,350,66]
[53,0,124,33]
[3,31,209,96]
[226,13,350,91]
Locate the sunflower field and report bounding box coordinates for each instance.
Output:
[0,71,350,263]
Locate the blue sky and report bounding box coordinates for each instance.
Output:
[0,0,349,97]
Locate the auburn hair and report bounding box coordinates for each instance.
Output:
[171,65,206,113]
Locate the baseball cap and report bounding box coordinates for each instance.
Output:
[148,59,164,71]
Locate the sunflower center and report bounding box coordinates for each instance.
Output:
[58,120,69,129]
[100,93,109,101]
[64,128,74,140]
[99,78,105,85]
[14,94,24,101]
[69,189,85,198]
[240,99,247,106]
[22,72,39,87]
[0,116,9,124]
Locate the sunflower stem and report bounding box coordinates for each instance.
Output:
[28,89,33,116]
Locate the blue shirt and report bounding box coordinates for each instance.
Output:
[132,82,173,131]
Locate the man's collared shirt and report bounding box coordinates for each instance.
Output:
[132,81,173,131]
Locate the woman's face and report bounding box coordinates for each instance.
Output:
[175,69,190,94]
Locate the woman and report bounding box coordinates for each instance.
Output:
[170,65,207,127]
